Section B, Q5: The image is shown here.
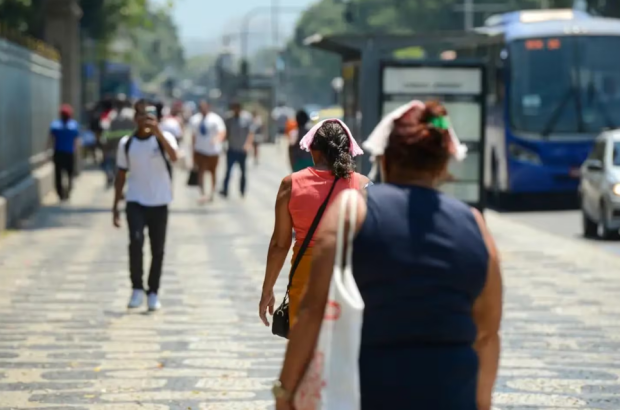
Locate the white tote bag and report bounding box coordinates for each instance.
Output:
[294,189,365,410]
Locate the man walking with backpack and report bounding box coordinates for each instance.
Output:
[112,100,178,311]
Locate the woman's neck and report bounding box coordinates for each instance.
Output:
[313,163,329,171]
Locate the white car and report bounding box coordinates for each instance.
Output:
[580,131,620,239]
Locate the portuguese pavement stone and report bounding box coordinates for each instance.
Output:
[1,145,620,409]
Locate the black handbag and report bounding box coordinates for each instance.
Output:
[187,169,199,186]
[272,177,340,339]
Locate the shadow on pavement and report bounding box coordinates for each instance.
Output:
[488,192,580,213]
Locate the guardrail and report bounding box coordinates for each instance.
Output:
[0,23,60,61]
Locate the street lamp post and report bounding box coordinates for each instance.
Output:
[240,6,306,67]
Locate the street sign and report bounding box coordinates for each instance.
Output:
[379,61,487,210]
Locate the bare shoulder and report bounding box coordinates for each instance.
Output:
[355,172,371,190]
[470,207,498,256]
[278,175,293,197]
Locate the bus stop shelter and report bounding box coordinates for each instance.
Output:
[305,32,489,210]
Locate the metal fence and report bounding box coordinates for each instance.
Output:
[0,37,61,192]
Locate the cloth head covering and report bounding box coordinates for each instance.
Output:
[362,100,467,161]
[299,118,364,157]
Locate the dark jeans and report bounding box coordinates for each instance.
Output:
[222,149,247,196]
[101,153,115,186]
[53,151,75,199]
[126,202,169,294]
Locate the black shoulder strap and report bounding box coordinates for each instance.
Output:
[124,135,134,169]
[286,176,340,290]
[155,138,173,179]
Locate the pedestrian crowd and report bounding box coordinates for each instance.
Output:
[48,96,503,410]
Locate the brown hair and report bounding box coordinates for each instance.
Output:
[384,101,454,176]
[310,121,355,179]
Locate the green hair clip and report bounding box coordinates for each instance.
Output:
[429,116,450,130]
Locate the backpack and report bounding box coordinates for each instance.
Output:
[124,135,172,179]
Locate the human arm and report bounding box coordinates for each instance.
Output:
[215,115,227,143]
[112,139,128,228]
[276,190,367,408]
[356,174,371,191]
[73,127,80,153]
[471,209,503,410]
[244,123,255,152]
[260,176,294,326]
[149,116,178,162]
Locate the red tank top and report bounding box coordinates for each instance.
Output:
[289,168,360,247]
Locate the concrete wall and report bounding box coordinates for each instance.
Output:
[0,38,61,234]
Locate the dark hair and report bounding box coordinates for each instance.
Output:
[295,110,309,129]
[385,100,453,176]
[310,121,355,179]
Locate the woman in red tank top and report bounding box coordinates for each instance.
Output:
[259,120,370,328]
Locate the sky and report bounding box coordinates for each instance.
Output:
[155,0,317,56]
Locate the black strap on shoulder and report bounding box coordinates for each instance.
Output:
[124,135,133,166]
[286,177,340,290]
[155,138,173,179]
[124,135,172,179]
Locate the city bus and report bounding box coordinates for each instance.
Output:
[455,9,620,205]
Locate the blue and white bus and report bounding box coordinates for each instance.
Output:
[456,9,620,203]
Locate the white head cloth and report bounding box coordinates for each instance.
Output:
[362,100,467,162]
[299,118,364,157]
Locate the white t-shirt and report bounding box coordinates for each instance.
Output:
[160,116,183,140]
[116,132,178,206]
[191,112,226,156]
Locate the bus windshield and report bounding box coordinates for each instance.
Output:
[510,36,620,136]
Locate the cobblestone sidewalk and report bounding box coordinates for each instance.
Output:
[1,145,620,409]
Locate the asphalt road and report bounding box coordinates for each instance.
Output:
[503,209,620,257]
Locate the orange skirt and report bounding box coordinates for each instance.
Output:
[288,245,313,325]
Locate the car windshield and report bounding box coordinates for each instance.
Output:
[510,36,620,136]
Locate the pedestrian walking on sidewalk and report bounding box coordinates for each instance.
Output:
[259,119,369,328]
[250,110,264,165]
[190,100,226,203]
[275,101,503,410]
[49,104,80,201]
[220,102,254,198]
[112,100,179,312]
[287,110,314,172]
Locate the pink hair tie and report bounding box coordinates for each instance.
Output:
[299,118,364,157]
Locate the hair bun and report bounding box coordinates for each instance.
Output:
[421,101,448,124]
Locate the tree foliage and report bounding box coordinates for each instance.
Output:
[0,0,184,83]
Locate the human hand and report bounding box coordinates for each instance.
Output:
[259,289,275,326]
[145,116,162,136]
[276,397,294,410]
[244,142,253,153]
[113,208,121,228]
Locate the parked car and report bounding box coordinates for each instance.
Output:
[579,130,620,239]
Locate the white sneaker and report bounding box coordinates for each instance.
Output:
[127,289,144,309]
[147,293,161,311]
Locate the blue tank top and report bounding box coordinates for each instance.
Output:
[352,184,488,348]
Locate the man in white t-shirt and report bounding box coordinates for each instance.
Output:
[112,99,179,312]
[190,100,226,203]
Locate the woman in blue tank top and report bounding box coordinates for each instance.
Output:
[274,101,503,410]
